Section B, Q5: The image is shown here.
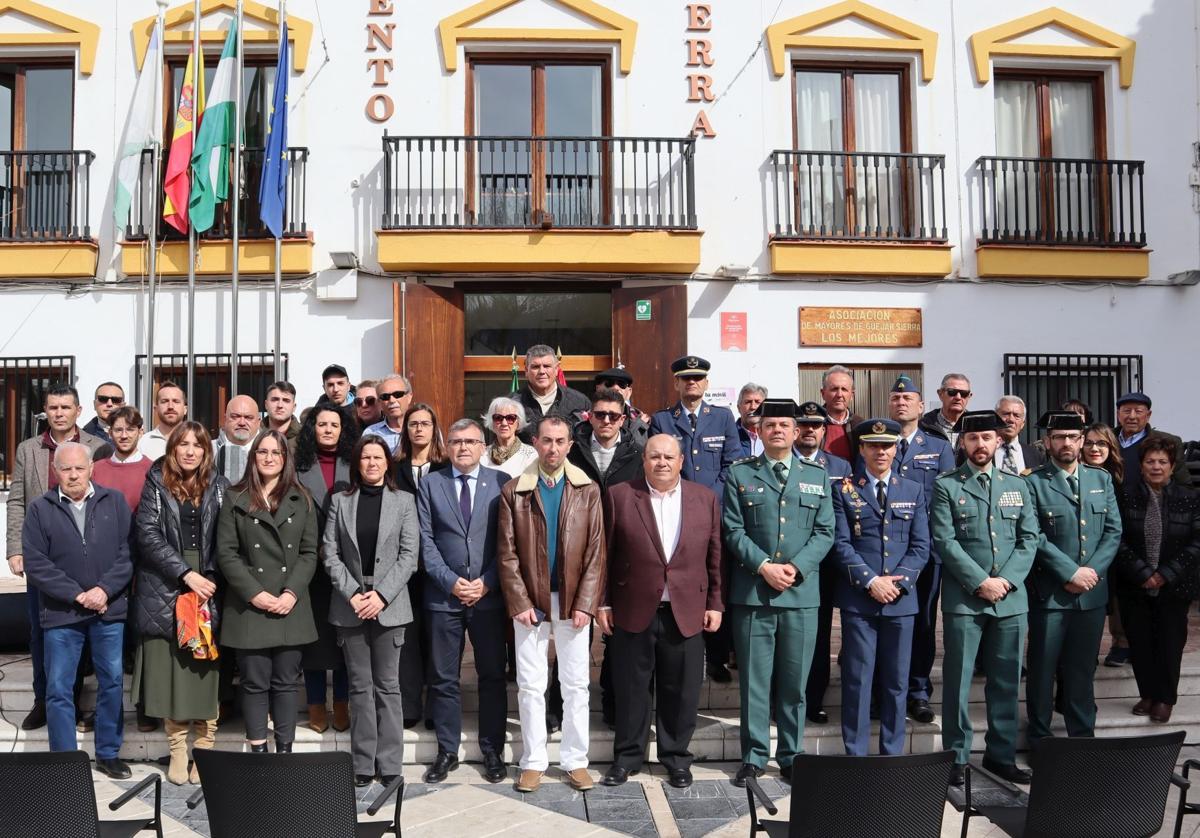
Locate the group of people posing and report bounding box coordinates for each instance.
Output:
[7,347,1197,796]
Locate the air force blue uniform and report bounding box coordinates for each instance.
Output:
[833,468,930,754]
[650,401,741,493]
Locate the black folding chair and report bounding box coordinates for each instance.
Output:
[1175,755,1200,837]
[747,750,955,837]
[960,731,1188,838]
[189,749,403,837]
[0,750,163,838]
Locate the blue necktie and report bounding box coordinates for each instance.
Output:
[458,474,472,528]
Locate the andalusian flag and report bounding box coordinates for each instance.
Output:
[114,29,162,229]
[163,47,205,234]
[189,21,238,233]
[509,348,519,393]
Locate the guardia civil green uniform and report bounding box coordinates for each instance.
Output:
[1024,412,1122,740]
[931,412,1039,770]
[723,401,835,772]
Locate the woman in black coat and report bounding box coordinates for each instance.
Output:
[294,405,354,734]
[1116,437,1200,724]
[133,422,228,784]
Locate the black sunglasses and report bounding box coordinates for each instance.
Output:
[378,390,409,401]
[358,396,378,407]
[943,388,971,398]
[592,410,624,423]
[597,379,627,389]
[96,395,125,405]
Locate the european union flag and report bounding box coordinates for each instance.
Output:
[259,22,289,239]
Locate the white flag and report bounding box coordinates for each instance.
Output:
[114,29,163,230]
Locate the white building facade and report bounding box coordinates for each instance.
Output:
[0,0,1196,488]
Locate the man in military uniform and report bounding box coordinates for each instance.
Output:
[723,399,835,786]
[832,419,930,755]
[793,401,850,725]
[1025,411,1121,741]
[888,374,956,723]
[651,355,742,683]
[931,410,1039,787]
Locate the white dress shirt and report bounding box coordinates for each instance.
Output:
[994,440,1027,474]
[649,480,683,601]
[451,464,480,507]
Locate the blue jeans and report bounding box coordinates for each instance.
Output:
[44,619,125,759]
[304,667,349,705]
[26,587,46,702]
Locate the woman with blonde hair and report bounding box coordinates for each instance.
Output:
[134,421,228,783]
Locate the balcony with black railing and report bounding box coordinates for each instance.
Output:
[377,135,702,275]
[0,151,98,278]
[766,149,952,277]
[975,156,1149,280]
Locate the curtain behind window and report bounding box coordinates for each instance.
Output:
[795,71,844,235]
[853,73,901,236]
[1049,80,1095,237]
[994,79,1039,235]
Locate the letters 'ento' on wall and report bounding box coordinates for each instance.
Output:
[687,3,715,138]
[365,0,397,123]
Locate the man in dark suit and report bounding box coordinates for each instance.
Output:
[995,396,1044,474]
[793,401,850,725]
[649,355,741,684]
[417,418,508,785]
[831,420,930,755]
[1115,392,1191,489]
[597,434,723,790]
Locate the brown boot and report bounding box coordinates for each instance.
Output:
[307,704,329,733]
[332,701,350,732]
[190,719,217,784]
[164,719,190,785]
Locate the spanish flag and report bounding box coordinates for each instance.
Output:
[163,46,205,234]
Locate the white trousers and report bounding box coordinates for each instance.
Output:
[513,592,591,771]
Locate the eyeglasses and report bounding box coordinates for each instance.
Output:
[1083,440,1110,449]
[407,420,433,429]
[379,390,409,401]
[255,449,283,460]
[1048,433,1082,443]
[447,439,483,447]
[492,414,519,425]
[358,396,377,407]
[96,395,125,405]
[592,410,624,423]
[597,379,626,389]
[943,388,972,398]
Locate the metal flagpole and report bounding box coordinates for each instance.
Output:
[230,0,244,395]
[187,0,201,403]
[273,0,286,382]
[145,1,168,411]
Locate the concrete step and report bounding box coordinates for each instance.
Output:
[4,693,1196,765]
[0,656,1184,714]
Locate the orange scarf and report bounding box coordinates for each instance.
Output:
[176,591,220,661]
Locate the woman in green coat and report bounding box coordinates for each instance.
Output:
[216,429,318,752]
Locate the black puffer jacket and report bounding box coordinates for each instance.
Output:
[1116,482,1200,600]
[134,463,230,638]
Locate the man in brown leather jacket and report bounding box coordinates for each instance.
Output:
[498,415,605,795]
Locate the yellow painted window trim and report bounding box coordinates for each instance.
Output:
[970,7,1135,88]
[132,0,313,73]
[438,0,637,74]
[765,0,937,81]
[0,0,100,75]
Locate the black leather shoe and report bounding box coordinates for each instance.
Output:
[806,708,829,724]
[483,752,507,784]
[403,717,420,729]
[948,764,966,787]
[274,740,293,754]
[779,764,792,784]
[601,765,638,786]
[707,663,732,683]
[380,775,399,787]
[907,699,935,723]
[249,742,269,753]
[981,757,1032,785]
[667,768,693,789]
[95,758,132,780]
[354,774,374,788]
[424,752,459,783]
[732,763,763,788]
[76,711,95,733]
[545,714,561,734]
[21,702,46,731]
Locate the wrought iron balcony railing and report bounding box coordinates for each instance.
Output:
[0,150,95,241]
[381,135,697,230]
[124,146,309,241]
[977,156,1146,247]
[769,149,948,242]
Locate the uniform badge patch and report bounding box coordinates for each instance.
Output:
[999,491,1024,507]
[797,483,824,496]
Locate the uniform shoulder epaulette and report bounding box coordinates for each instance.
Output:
[731,455,758,466]
[803,458,827,471]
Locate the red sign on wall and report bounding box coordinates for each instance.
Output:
[720,311,747,351]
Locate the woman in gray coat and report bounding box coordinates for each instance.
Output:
[216,430,318,753]
[323,434,419,787]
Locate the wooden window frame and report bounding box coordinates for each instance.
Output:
[161,54,277,148]
[1,60,75,236]
[464,54,612,226]
[0,356,74,489]
[789,61,913,237]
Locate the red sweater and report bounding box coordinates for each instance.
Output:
[92,458,153,513]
